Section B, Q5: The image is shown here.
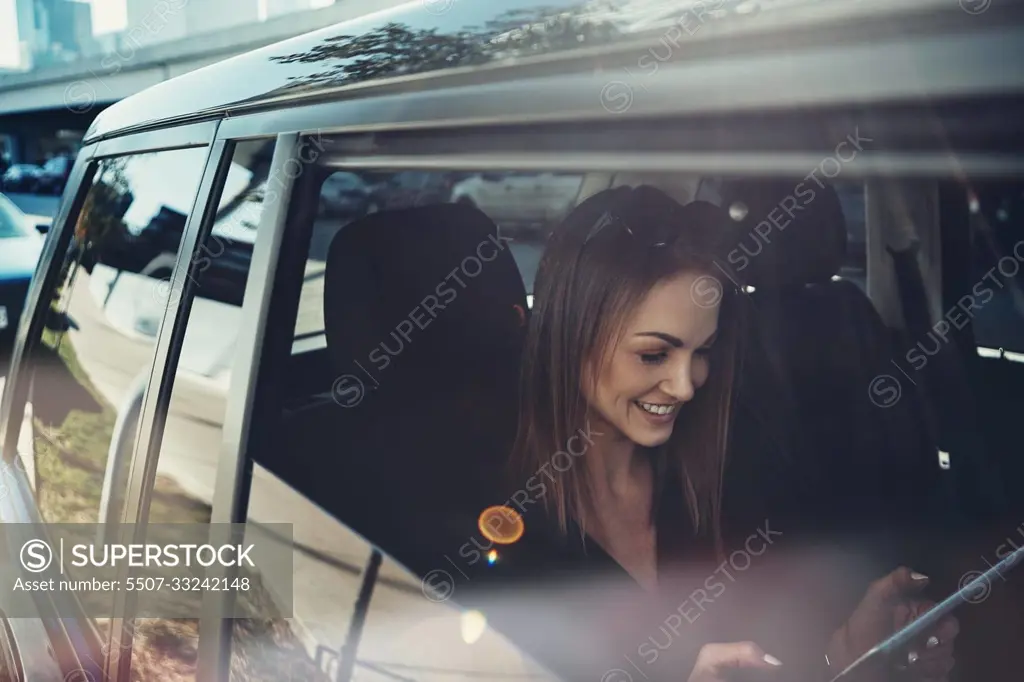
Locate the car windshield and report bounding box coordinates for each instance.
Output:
[0,194,30,238]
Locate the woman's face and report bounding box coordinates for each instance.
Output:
[583,271,720,448]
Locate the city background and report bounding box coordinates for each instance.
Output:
[0,0,400,169]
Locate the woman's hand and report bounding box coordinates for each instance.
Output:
[687,641,783,682]
[892,599,959,681]
[826,566,959,681]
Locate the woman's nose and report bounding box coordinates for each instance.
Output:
[662,362,695,403]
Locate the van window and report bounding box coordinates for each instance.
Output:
[18,148,207,524]
[10,146,208,654]
[301,168,585,316]
[248,142,1023,681]
[125,140,275,682]
[836,182,867,290]
[231,464,559,682]
[968,182,1024,353]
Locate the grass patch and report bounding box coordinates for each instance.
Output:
[34,330,116,523]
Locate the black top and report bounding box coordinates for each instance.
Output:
[453,424,956,682]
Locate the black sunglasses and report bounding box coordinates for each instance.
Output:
[582,200,746,294]
[583,200,725,249]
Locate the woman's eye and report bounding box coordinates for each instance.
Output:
[640,351,668,365]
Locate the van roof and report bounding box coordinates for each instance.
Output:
[85,0,1022,143]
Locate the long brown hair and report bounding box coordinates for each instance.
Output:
[510,185,745,553]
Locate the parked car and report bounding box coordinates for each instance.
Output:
[367,170,457,210]
[318,171,377,217]
[0,193,45,344]
[35,155,73,195]
[0,164,43,193]
[451,171,583,237]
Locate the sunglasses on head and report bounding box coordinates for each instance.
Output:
[583,200,724,249]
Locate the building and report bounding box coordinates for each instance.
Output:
[11,0,39,69]
[11,0,95,68]
[124,0,187,48]
[125,0,260,49]
[266,0,316,19]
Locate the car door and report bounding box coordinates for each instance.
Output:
[0,127,218,682]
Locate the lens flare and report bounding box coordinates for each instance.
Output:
[461,609,487,644]
[477,505,524,545]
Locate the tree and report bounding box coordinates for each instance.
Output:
[266,7,622,95]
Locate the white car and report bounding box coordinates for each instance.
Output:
[0,193,46,341]
[451,171,583,236]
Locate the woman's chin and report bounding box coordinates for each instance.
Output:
[628,425,673,448]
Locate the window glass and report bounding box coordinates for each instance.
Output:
[11,146,207,655]
[21,148,207,524]
[231,464,558,682]
[298,167,585,335]
[126,139,276,682]
[968,182,1024,352]
[263,153,1021,682]
[835,181,867,290]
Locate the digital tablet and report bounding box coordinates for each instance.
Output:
[830,540,1024,681]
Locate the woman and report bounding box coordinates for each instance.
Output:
[509,185,958,681]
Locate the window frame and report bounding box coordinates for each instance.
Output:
[197,90,1024,677]
[183,132,307,682]
[0,121,224,682]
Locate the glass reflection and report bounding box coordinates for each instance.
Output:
[127,139,275,682]
[16,146,207,659]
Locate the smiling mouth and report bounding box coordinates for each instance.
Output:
[635,401,679,416]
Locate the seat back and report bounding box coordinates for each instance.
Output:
[719,177,945,559]
[283,204,529,573]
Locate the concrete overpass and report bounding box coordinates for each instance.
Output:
[0,0,409,164]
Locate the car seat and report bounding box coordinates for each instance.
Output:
[279,203,528,576]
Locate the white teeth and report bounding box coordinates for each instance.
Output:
[638,402,676,416]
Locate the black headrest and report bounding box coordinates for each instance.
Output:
[717,179,847,289]
[324,204,528,383]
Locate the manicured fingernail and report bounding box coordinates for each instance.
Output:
[763,654,783,666]
[908,651,919,664]
[926,636,940,649]
[911,572,929,580]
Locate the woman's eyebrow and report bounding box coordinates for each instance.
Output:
[635,331,684,347]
